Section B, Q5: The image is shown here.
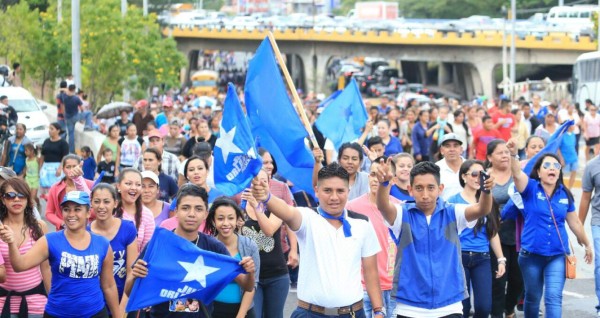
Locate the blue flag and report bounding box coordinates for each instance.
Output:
[315,78,368,150]
[523,119,574,174]
[213,83,263,196]
[318,89,342,108]
[126,228,246,312]
[245,37,315,195]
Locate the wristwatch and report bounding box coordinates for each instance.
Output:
[511,153,519,160]
[373,307,386,317]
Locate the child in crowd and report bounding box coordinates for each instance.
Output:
[96,148,116,184]
[23,143,39,207]
[81,146,97,181]
[559,124,578,189]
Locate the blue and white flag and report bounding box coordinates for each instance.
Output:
[126,228,246,312]
[213,83,262,196]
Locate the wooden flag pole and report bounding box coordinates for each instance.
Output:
[266,32,319,148]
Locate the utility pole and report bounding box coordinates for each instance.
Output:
[72,0,82,89]
[502,5,508,95]
[598,0,600,51]
[121,0,127,17]
[510,0,516,99]
[559,0,564,6]
[143,0,148,16]
[58,0,62,22]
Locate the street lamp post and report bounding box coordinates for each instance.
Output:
[509,0,516,99]
[72,0,82,89]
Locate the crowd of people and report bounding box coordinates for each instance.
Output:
[0,76,596,318]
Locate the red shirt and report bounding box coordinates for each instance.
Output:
[473,129,503,160]
[492,112,516,141]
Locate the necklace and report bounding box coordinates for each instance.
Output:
[193,234,200,246]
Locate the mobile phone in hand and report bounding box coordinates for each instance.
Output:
[480,170,490,194]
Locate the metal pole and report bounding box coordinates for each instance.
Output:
[121,0,127,17]
[58,0,62,22]
[72,0,82,89]
[502,6,507,95]
[598,0,600,51]
[558,0,564,6]
[143,0,148,16]
[510,0,516,99]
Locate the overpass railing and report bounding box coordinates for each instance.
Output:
[163,26,597,51]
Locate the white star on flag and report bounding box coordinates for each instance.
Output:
[178,256,220,288]
[215,126,242,163]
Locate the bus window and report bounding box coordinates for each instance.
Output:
[580,11,590,18]
[558,11,568,18]
[568,11,578,18]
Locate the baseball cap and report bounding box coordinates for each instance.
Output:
[141,170,160,185]
[439,133,463,146]
[0,167,16,180]
[61,191,91,206]
[148,130,163,140]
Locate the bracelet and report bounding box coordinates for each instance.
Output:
[497,257,507,263]
[380,180,390,187]
[373,311,385,317]
[262,193,272,205]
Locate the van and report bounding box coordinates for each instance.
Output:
[547,5,599,30]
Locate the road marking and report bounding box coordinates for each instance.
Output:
[563,290,587,299]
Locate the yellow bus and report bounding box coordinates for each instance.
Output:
[190,70,219,97]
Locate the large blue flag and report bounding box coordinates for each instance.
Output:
[245,37,315,195]
[126,228,246,312]
[318,89,342,108]
[523,119,574,174]
[315,78,368,150]
[213,83,263,196]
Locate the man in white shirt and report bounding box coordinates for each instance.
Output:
[251,163,386,318]
[436,133,464,200]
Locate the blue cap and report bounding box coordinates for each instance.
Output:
[61,191,91,206]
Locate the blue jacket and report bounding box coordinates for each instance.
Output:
[392,198,467,309]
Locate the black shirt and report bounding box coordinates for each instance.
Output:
[149,232,229,318]
[97,161,116,184]
[41,138,69,163]
[117,119,130,137]
[182,135,216,159]
[242,212,288,280]
[63,94,82,118]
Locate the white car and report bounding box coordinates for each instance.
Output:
[0,87,50,146]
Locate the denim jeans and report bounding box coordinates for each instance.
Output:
[66,116,78,153]
[518,249,565,318]
[363,290,396,318]
[462,251,492,318]
[592,225,600,311]
[58,118,67,140]
[491,243,522,316]
[79,110,94,129]
[291,307,366,318]
[254,274,289,318]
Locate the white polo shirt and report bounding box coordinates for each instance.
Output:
[436,158,464,201]
[295,207,381,307]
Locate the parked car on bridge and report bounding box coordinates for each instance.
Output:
[0,87,50,146]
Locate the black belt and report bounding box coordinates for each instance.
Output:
[0,282,47,318]
[462,251,490,256]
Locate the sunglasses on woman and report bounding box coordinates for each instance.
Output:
[2,192,26,200]
[542,162,562,170]
[467,171,483,177]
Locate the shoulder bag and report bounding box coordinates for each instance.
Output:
[545,192,577,279]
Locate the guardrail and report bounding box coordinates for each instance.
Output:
[163,26,597,51]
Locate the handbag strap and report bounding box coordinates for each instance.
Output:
[544,191,573,257]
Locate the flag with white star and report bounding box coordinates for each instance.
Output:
[126,228,246,312]
[213,83,263,196]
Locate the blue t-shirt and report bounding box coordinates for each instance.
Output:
[213,253,243,304]
[447,192,489,253]
[390,185,413,202]
[89,220,137,300]
[559,132,578,165]
[82,156,97,180]
[155,112,168,128]
[519,178,575,256]
[45,231,110,318]
[159,172,179,202]
[7,135,29,175]
[384,135,402,157]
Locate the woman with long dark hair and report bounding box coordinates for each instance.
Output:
[508,140,592,318]
[450,110,472,157]
[448,160,505,318]
[0,178,50,317]
[205,197,260,318]
[411,110,433,163]
[39,122,69,190]
[116,168,155,251]
[2,123,30,175]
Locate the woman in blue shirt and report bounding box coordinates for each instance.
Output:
[90,183,138,313]
[390,153,414,202]
[376,119,402,157]
[411,110,432,163]
[0,191,120,318]
[508,140,592,318]
[448,159,505,318]
[3,123,30,175]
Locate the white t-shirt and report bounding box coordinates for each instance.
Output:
[387,203,475,318]
[436,158,464,201]
[295,207,381,307]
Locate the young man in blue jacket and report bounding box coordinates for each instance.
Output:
[375,160,494,318]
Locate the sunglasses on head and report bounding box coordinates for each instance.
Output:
[542,162,561,170]
[2,192,26,200]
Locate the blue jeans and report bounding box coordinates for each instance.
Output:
[518,249,565,318]
[592,225,600,311]
[254,274,289,318]
[79,110,94,129]
[363,290,395,318]
[58,118,67,140]
[291,307,366,318]
[462,251,492,318]
[66,116,78,153]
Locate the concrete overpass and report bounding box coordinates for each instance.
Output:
[164,27,596,98]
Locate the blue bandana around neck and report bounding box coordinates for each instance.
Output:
[318,207,352,237]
